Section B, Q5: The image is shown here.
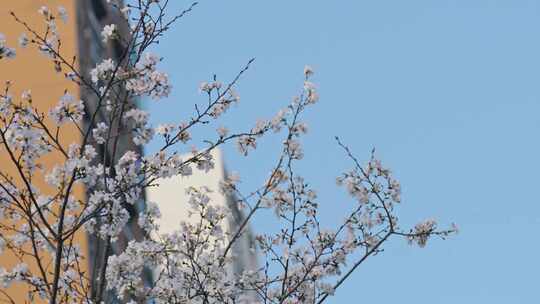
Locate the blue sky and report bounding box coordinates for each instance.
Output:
[145,1,540,303]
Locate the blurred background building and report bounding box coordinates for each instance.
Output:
[77,1,151,302]
[0,1,145,303]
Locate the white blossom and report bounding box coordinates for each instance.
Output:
[92,122,109,144]
[18,33,29,48]
[37,37,57,58]
[0,34,16,59]
[90,58,115,83]
[49,92,85,124]
[101,24,117,42]
[57,6,68,23]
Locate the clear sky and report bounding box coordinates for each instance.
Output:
[144,1,540,303]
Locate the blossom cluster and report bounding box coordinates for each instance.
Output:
[125,53,171,99]
[49,92,85,125]
[0,34,16,59]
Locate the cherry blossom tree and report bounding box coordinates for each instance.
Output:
[0,2,457,304]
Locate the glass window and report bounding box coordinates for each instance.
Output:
[91,0,108,20]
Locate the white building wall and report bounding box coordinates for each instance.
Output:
[145,149,257,275]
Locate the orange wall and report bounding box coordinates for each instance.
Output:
[0,1,87,302]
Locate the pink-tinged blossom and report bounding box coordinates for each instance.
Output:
[217,126,229,138]
[37,6,49,16]
[304,81,319,104]
[304,65,314,78]
[270,109,287,132]
[284,139,304,160]
[292,122,308,135]
[252,120,268,135]
[408,219,437,247]
[199,81,222,93]
[0,10,456,303]
[125,53,171,99]
[21,90,31,102]
[155,123,175,136]
[173,122,191,143]
[237,135,257,156]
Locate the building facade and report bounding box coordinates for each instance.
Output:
[0,1,145,303]
[76,2,148,302]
